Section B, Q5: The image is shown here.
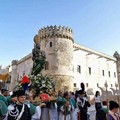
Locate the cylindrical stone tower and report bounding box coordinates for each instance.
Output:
[38,25,74,91]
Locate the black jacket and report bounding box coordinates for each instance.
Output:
[8,104,31,120]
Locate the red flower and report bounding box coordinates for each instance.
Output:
[21,76,30,84]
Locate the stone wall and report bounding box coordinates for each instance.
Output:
[52,75,74,91]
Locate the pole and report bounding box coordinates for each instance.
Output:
[105,81,108,120]
[106,98,109,120]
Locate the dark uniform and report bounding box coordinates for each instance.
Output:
[7,90,31,120]
[8,103,31,120]
[77,90,91,120]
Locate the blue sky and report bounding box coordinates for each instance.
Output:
[0,0,120,66]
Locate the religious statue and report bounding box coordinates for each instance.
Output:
[31,41,46,76]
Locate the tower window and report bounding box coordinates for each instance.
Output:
[45,61,49,70]
[111,84,113,87]
[50,42,52,47]
[88,67,91,75]
[97,83,99,87]
[77,65,81,73]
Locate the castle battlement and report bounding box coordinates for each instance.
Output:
[38,25,74,42]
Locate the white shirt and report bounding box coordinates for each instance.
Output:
[94,96,101,103]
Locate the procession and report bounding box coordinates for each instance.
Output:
[1,1,120,119]
[0,84,120,120]
[0,49,120,120]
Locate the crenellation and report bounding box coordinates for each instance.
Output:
[39,25,74,42]
[54,25,57,30]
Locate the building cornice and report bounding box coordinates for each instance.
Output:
[74,43,116,61]
[17,53,32,65]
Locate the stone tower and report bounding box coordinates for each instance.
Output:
[38,25,74,91]
[10,60,18,91]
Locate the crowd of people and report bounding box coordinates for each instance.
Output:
[0,88,120,120]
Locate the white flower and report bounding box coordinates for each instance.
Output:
[42,84,45,87]
[42,81,45,84]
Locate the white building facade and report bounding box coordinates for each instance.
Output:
[73,44,117,94]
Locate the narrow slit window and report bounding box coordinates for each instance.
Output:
[50,42,52,47]
[77,65,81,73]
[88,67,91,75]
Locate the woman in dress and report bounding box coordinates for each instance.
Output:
[94,91,102,112]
